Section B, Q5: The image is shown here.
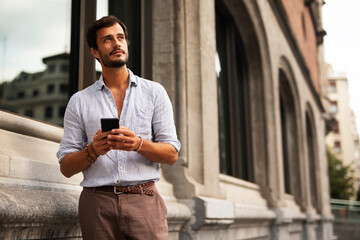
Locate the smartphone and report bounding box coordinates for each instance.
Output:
[101,118,119,132]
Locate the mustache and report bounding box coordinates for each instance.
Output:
[110,47,125,55]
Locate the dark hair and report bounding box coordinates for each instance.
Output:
[86,15,128,50]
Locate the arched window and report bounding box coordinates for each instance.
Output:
[216,1,252,181]
[279,70,298,195]
[306,108,319,211]
[280,94,291,194]
[279,66,303,208]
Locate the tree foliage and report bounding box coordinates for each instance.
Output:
[328,148,355,200]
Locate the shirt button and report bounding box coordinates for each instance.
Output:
[119,166,124,170]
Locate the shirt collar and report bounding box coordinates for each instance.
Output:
[96,69,138,91]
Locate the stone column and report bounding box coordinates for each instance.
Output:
[153,0,222,199]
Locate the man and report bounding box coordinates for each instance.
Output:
[57,15,180,240]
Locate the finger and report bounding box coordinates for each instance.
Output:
[95,131,111,141]
[107,134,137,144]
[93,138,110,148]
[91,143,110,156]
[111,128,135,137]
[108,142,133,151]
[90,129,113,155]
[110,128,123,135]
[108,136,139,151]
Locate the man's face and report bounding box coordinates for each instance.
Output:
[91,23,129,68]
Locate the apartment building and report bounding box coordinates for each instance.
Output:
[0,53,69,126]
[326,65,360,191]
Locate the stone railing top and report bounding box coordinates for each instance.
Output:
[0,110,63,143]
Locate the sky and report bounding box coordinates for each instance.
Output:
[0,0,107,82]
[0,0,71,81]
[322,0,360,136]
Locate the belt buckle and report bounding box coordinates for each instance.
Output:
[114,186,124,194]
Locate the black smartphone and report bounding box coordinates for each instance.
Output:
[101,118,119,132]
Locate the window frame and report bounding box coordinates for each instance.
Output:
[330,101,338,113]
[329,80,337,93]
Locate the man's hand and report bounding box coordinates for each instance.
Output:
[103,126,178,165]
[106,126,141,151]
[91,129,112,155]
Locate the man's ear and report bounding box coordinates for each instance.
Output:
[90,48,99,59]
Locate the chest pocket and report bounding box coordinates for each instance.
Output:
[133,107,153,139]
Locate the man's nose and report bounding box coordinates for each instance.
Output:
[114,38,122,47]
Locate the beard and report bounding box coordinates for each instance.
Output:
[98,48,129,68]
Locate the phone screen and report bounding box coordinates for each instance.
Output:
[101,118,119,132]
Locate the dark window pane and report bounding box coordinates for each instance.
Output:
[306,114,319,210]
[60,84,68,94]
[58,106,66,118]
[216,12,232,176]
[32,89,39,97]
[17,92,25,99]
[45,106,53,119]
[109,0,141,76]
[25,109,34,118]
[216,1,251,181]
[61,64,69,73]
[280,96,291,194]
[47,84,55,94]
[48,64,56,73]
[333,120,339,133]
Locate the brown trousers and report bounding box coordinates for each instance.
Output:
[78,185,168,240]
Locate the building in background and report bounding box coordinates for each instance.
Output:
[326,64,360,195]
[0,53,69,126]
[0,0,334,239]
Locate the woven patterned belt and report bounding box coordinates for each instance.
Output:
[86,181,155,196]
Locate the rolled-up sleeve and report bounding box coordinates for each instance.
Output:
[56,94,87,163]
[152,84,181,152]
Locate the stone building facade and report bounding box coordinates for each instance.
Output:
[0,0,333,239]
[0,53,70,126]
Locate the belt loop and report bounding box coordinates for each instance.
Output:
[92,187,96,196]
[139,185,144,196]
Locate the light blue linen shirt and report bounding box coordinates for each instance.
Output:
[57,70,181,187]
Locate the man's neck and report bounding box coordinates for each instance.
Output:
[102,66,129,90]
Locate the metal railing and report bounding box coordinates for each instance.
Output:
[331,199,360,223]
